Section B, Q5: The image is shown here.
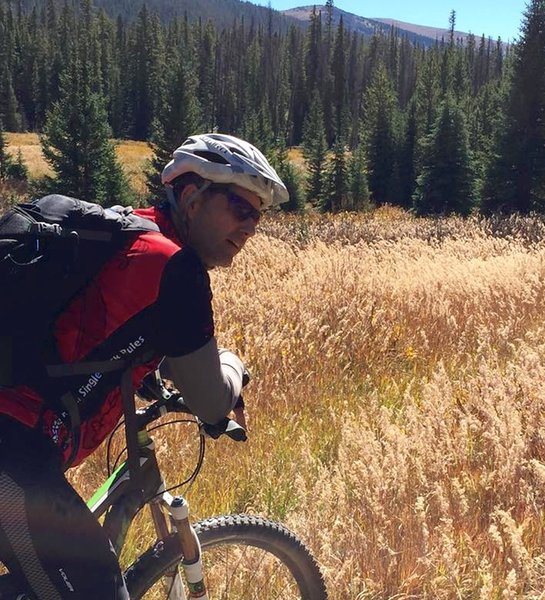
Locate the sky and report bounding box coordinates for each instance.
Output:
[253,0,529,43]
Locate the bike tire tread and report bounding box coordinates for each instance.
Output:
[124,513,328,600]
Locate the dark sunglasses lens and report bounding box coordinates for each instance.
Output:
[228,193,261,222]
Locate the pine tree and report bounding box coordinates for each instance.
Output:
[415,47,441,135]
[469,78,509,197]
[481,0,545,213]
[146,49,201,201]
[449,10,456,45]
[301,91,327,205]
[331,15,349,140]
[96,9,121,134]
[112,14,129,137]
[0,64,22,131]
[197,19,217,131]
[9,148,28,181]
[397,36,417,110]
[347,143,371,211]
[347,31,365,147]
[397,100,418,208]
[365,64,399,205]
[241,99,275,156]
[126,6,166,140]
[439,42,454,96]
[304,7,322,102]
[286,25,306,145]
[413,96,477,216]
[321,137,349,212]
[39,47,129,206]
[452,48,471,105]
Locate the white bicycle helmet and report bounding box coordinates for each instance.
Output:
[161,133,289,209]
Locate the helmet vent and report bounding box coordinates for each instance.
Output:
[194,150,229,165]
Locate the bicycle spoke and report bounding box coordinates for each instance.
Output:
[204,544,303,599]
[230,546,292,598]
[161,569,185,600]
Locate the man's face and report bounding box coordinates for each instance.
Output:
[184,184,262,268]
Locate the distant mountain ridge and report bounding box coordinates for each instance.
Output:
[17,0,299,30]
[283,5,503,47]
[16,0,508,46]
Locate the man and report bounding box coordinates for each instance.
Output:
[0,133,288,599]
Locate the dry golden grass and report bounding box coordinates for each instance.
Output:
[65,210,545,598]
[115,140,153,194]
[8,135,545,595]
[5,132,153,193]
[5,132,51,178]
[9,134,545,596]
[288,146,305,168]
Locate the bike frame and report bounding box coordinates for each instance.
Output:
[87,413,209,599]
[0,371,247,600]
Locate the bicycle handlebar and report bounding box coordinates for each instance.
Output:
[135,378,247,442]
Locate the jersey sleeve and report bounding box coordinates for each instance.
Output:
[149,247,214,357]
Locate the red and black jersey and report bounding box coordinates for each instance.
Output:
[0,207,214,466]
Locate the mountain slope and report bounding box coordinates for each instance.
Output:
[17,0,505,46]
[373,17,487,45]
[283,5,500,47]
[19,0,299,29]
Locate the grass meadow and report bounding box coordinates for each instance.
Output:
[7,135,545,598]
[4,132,153,196]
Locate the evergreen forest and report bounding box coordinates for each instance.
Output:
[1,0,545,215]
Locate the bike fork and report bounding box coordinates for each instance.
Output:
[150,494,209,600]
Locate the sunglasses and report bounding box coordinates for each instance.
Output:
[210,186,262,223]
[227,192,262,224]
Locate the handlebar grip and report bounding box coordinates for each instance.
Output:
[149,387,247,441]
[202,418,247,442]
[168,394,193,414]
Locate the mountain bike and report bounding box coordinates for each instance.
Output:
[0,372,328,599]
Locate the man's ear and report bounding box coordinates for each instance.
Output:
[178,183,200,217]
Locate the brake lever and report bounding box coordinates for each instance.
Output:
[200,418,247,442]
[158,383,247,441]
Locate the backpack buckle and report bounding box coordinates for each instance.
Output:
[30,222,63,237]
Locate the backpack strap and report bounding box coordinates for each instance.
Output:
[46,359,129,378]
[45,359,130,469]
[46,350,155,472]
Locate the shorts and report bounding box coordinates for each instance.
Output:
[0,416,129,600]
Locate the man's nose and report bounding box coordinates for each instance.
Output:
[240,218,257,237]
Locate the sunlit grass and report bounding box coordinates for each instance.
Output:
[8,132,545,598]
[8,134,545,600]
[62,209,545,598]
[5,133,153,193]
[6,132,52,178]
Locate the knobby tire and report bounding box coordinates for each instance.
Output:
[124,513,328,600]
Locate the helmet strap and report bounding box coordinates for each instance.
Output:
[165,185,178,213]
[165,180,212,214]
[186,180,212,208]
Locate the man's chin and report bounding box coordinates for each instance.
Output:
[205,255,234,269]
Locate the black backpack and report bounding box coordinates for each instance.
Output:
[0,194,159,388]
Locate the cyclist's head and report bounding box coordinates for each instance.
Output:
[161,133,289,210]
[161,134,288,268]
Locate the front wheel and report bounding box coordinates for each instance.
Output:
[125,514,328,600]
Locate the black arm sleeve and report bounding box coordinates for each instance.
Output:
[148,247,214,357]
